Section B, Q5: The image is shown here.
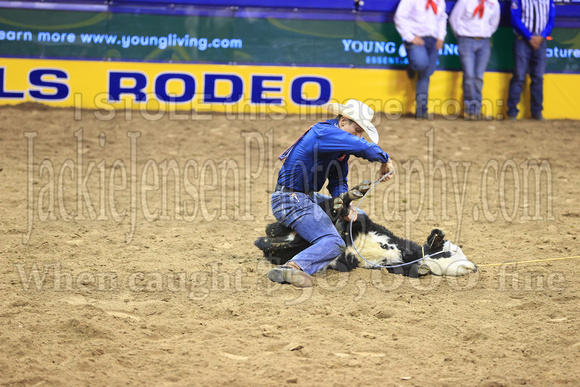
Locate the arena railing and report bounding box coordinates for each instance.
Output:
[3,0,580,26]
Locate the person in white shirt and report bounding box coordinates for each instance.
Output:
[450,0,501,120]
[394,0,448,119]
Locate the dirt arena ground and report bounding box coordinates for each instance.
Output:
[1,104,579,386]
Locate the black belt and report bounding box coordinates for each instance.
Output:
[460,36,487,40]
[275,184,313,196]
[275,184,301,193]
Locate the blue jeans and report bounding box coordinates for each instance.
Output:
[507,37,547,118]
[457,37,491,115]
[271,191,345,275]
[406,37,439,117]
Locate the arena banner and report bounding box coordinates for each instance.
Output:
[1,7,580,73]
[1,58,580,119]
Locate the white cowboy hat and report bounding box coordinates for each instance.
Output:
[323,99,379,143]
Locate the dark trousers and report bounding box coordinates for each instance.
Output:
[507,37,547,118]
[405,37,439,117]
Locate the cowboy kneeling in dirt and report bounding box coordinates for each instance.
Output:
[268,99,394,288]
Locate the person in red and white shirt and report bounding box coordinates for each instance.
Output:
[449,0,500,120]
[394,0,448,119]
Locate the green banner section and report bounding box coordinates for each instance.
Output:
[1,8,579,72]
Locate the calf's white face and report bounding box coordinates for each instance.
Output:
[419,242,477,276]
[345,231,403,269]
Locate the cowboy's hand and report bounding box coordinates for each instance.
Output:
[342,202,358,222]
[379,160,394,182]
[436,38,444,50]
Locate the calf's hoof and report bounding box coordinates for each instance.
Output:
[418,264,431,276]
[333,197,344,212]
[357,180,372,194]
[350,189,363,199]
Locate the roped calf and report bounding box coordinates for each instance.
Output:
[255,181,477,277]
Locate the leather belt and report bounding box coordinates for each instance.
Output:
[461,36,486,40]
[275,184,299,193]
[275,184,313,196]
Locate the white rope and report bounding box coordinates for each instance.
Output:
[348,174,579,270]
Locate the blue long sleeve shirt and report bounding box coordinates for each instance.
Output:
[277,119,390,197]
[510,0,555,40]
